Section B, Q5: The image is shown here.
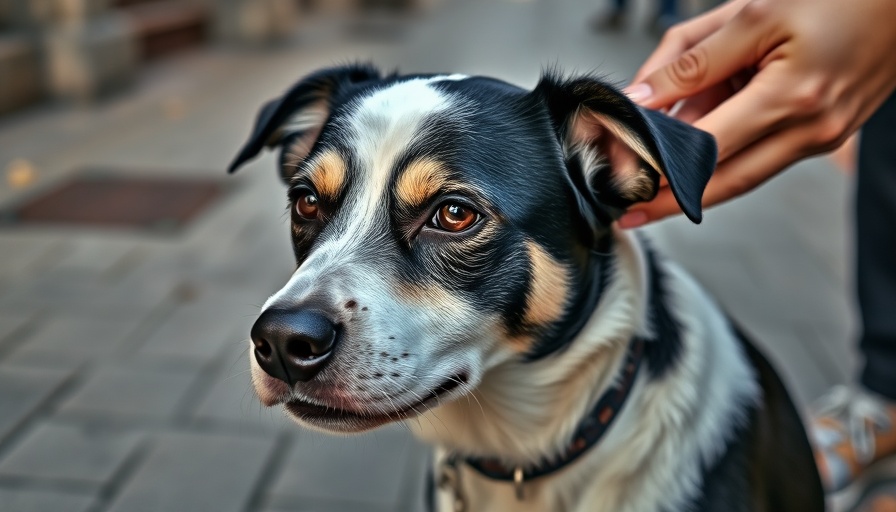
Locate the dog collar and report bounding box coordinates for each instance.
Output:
[440,335,646,503]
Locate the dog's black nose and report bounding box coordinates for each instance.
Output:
[250,309,338,385]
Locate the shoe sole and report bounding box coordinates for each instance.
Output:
[829,457,896,512]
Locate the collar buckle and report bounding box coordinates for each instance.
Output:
[513,466,525,501]
[438,457,467,512]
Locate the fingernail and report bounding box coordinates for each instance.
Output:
[624,83,653,104]
[618,211,648,229]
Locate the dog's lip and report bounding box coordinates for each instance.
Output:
[284,372,468,427]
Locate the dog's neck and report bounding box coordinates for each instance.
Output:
[410,230,650,465]
[411,230,760,512]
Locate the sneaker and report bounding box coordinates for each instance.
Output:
[849,477,896,512]
[811,385,896,494]
[856,494,896,512]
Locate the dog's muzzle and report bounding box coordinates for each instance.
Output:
[250,308,339,385]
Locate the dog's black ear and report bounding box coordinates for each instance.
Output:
[228,63,381,181]
[535,73,717,224]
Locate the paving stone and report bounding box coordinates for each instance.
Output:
[105,430,276,512]
[0,365,71,442]
[191,349,292,432]
[744,244,852,337]
[47,235,145,279]
[0,234,62,282]
[267,425,428,511]
[0,421,143,486]
[58,362,199,421]
[775,160,852,278]
[135,289,257,364]
[117,185,295,300]
[4,313,143,370]
[0,313,32,345]
[0,269,173,318]
[185,219,297,296]
[126,247,281,310]
[0,487,94,512]
[259,503,392,512]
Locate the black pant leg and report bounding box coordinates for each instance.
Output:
[857,91,896,400]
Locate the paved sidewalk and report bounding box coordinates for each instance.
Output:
[0,0,856,511]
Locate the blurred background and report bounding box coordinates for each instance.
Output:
[0,0,855,511]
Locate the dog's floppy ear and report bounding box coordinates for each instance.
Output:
[535,73,717,225]
[227,63,381,181]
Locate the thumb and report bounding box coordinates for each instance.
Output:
[628,12,769,109]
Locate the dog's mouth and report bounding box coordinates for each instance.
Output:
[284,372,468,432]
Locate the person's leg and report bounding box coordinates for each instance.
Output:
[858,91,896,400]
[590,0,628,31]
[812,92,896,500]
[657,0,677,18]
[649,0,679,36]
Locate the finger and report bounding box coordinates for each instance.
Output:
[673,82,734,124]
[633,11,776,110]
[631,29,703,88]
[618,188,679,228]
[692,74,791,162]
[631,0,752,85]
[619,125,813,227]
[827,133,858,175]
[699,127,811,208]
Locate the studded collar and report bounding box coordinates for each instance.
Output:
[437,335,646,506]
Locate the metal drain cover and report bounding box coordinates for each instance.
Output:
[2,173,225,233]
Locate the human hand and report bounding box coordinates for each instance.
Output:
[619,0,896,228]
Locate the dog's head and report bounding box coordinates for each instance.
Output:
[229,64,715,433]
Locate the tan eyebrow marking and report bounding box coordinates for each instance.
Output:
[395,158,451,208]
[306,150,346,199]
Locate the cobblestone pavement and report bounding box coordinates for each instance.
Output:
[0,0,857,511]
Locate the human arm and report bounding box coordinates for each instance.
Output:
[619,0,896,228]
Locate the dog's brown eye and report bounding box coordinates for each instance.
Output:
[433,203,477,232]
[296,193,319,220]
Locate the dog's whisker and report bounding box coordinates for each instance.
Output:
[398,369,485,425]
[382,376,452,435]
[222,368,254,382]
[375,387,402,418]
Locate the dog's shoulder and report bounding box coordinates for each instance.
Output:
[625,239,823,511]
[692,330,825,512]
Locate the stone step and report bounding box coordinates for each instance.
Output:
[120,0,210,60]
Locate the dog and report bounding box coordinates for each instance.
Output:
[228,64,825,512]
